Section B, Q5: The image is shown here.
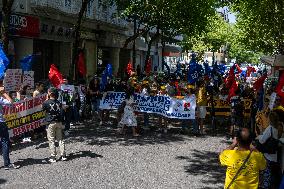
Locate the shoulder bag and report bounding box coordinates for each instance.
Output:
[226,150,252,189]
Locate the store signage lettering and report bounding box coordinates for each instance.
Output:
[10,15,27,28]
[9,14,40,38]
[41,23,74,38]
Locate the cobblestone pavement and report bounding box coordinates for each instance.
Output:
[0,119,228,189]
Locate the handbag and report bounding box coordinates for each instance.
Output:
[226,150,252,189]
[256,127,279,154]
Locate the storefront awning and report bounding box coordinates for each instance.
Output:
[163,44,181,57]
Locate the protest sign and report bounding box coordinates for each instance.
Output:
[4,69,22,92]
[99,92,196,119]
[23,71,34,89]
[3,94,47,138]
[60,84,75,96]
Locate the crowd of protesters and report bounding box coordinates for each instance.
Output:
[1,57,284,189]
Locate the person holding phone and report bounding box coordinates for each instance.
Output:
[0,82,20,170]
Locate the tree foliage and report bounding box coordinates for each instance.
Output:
[115,0,218,43]
[228,0,284,55]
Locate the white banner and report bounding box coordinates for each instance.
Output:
[3,94,47,138]
[99,92,196,119]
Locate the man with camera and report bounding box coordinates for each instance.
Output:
[220,128,266,189]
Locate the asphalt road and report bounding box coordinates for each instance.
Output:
[0,121,228,189]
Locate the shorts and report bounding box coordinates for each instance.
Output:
[198,106,207,119]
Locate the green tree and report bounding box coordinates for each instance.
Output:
[227,0,284,55]
[1,0,14,54]
[114,0,219,65]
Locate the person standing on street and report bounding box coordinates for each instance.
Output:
[43,87,67,163]
[0,82,20,170]
[220,128,266,189]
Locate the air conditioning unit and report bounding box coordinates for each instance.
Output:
[12,0,29,14]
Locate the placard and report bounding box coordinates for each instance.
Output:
[23,71,34,89]
[4,69,22,92]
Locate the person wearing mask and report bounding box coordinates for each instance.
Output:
[42,87,66,163]
[257,112,281,189]
[220,128,266,189]
[0,82,20,170]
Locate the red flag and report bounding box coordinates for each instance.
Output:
[276,72,284,97]
[126,60,133,76]
[253,74,267,92]
[246,66,256,77]
[48,64,63,88]
[77,52,86,76]
[145,59,152,74]
[235,64,242,74]
[228,80,238,101]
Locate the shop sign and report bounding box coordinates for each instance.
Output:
[41,23,74,39]
[9,14,40,38]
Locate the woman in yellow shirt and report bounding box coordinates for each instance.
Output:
[220,128,266,189]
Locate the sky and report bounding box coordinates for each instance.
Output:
[228,13,236,23]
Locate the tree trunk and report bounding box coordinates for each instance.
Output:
[1,0,14,54]
[144,29,160,66]
[70,0,89,80]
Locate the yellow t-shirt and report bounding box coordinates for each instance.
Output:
[219,150,266,189]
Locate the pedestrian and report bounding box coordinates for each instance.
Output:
[118,88,139,137]
[219,128,266,189]
[42,87,67,163]
[257,112,281,189]
[88,77,101,122]
[230,88,244,137]
[59,78,73,136]
[33,82,45,97]
[196,81,208,134]
[141,80,150,128]
[0,82,20,170]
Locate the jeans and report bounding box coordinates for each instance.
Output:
[144,113,149,126]
[181,119,198,133]
[0,122,10,166]
[63,108,72,131]
[91,99,100,113]
[46,122,65,157]
[72,106,80,123]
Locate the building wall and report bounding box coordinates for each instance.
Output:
[14,38,33,68]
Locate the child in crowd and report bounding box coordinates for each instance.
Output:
[118,88,139,137]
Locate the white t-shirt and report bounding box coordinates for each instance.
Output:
[258,125,278,162]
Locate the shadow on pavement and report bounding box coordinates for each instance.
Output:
[0,178,7,185]
[67,151,103,160]
[16,157,50,167]
[68,124,191,146]
[176,149,226,187]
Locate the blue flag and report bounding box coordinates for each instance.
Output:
[20,55,34,71]
[203,61,212,76]
[0,44,10,78]
[187,58,203,84]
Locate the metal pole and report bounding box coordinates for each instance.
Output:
[132,17,137,69]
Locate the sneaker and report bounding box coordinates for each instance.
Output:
[99,121,103,126]
[4,163,20,170]
[70,123,74,126]
[64,131,70,136]
[60,155,67,161]
[49,156,56,163]
[21,137,32,143]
